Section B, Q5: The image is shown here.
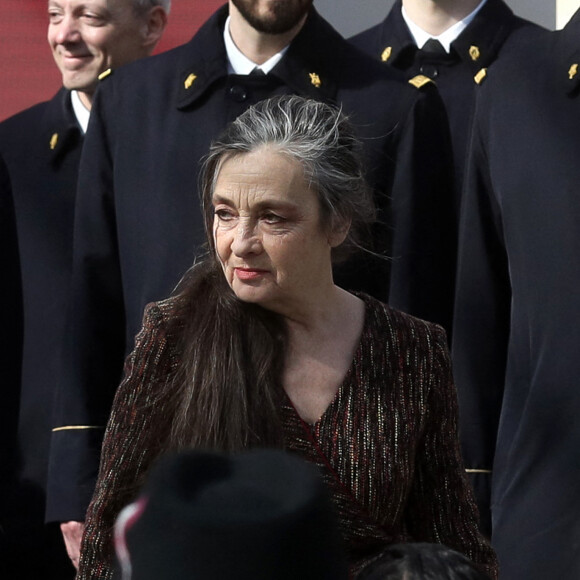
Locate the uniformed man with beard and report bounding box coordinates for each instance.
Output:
[51,0,456,562]
[0,0,168,576]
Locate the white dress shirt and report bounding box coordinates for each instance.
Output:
[223,15,290,74]
[402,0,488,52]
[70,89,90,133]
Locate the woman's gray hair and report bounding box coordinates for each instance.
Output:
[132,0,171,15]
[200,95,375,262]
[162,96,376,455]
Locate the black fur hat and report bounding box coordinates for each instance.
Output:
[113,448,349,580]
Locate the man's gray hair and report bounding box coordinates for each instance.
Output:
[132,0,171,14]
[201,95,376,262]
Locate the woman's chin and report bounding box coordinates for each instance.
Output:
[231,285,271,307]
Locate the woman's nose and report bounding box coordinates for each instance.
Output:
[231,223,262,256]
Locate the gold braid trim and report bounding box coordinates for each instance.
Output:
[52,425,105,432]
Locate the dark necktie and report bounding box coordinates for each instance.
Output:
[249,67,266,76]
[421,38,447,55]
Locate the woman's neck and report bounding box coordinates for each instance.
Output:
[282,288,365,424]
[284,286,363,343]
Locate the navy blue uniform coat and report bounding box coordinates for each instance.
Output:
[351,0,543,534]
[453,15,580,578]
[0,89,79,579]
[50,6,455,522]
[0,156,23,578]
[350,0,541,213]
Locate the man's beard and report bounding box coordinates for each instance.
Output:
[231,0,313,35]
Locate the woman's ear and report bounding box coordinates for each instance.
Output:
[142,6,168,51]
[328,218,351,248]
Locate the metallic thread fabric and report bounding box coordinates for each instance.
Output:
[77,294,497,579]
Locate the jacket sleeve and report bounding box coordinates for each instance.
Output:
[387,85,457,337]
[404,325,499,579]
[451,103,511,534]
[77,303,176,580]
[47,82,128,523]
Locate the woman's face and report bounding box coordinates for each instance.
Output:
[212,148,344,316]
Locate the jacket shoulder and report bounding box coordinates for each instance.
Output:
[337,39,425,115]
[349,21,385,55]
[341,36,405,82]
[362,293,447,351]
[141,296,187,331]
[100,41,194,93]
[0,100,50,143]
[476,25,551,93]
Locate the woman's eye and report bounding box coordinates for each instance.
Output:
[262,213,285,224]
[214,209,235,221]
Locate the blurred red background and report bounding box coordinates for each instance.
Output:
[0,0,224,122]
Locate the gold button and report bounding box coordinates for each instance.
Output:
[381,46,392,62]
[309,73,321,88]
[50,133,59,150]
[184,73,197,89]
[469,46,481,61]
[569,64,578,80]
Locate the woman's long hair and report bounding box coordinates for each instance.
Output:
[163,95,375,453]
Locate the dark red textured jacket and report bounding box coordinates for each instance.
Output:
[78,294,497,579]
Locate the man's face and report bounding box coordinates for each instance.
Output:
[230,0,314,34]
[48,0,150,98]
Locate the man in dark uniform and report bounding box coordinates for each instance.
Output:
[0,0,168,575]
[0,157,23,579]
[452,14,580,578]
[350,0,542,534]
[50,0,457,560]
[350,0,541,212]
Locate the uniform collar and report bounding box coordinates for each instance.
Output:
[450,0,518,72]
[556,8,580,95]
[378,0,519,74]
[401,0,487,53]
[374,3,417,65]
[268,7,341,101]
[175,5,340,110]
[42,88,83,166]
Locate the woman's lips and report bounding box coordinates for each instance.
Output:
[234,268,268,281]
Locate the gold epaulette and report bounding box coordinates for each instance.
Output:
[98,68,113,81]
[408,75,434,89]
[474,68,488,85]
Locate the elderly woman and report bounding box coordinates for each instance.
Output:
[77,95,497,579]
